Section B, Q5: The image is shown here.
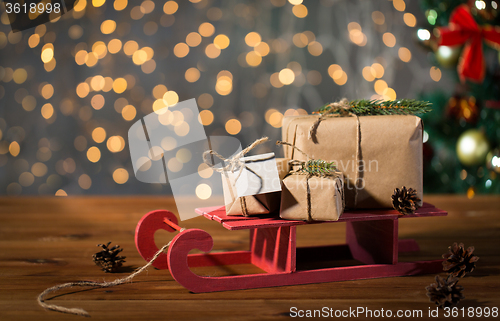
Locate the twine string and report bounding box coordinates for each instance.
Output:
[305,99,362,207]
[37,228,186,317]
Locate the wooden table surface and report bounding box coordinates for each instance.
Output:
[1,195,499,320]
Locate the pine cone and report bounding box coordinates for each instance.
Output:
[92,242,126,273]
[391,186,421,215]
[426,275,464,308]
[443,242,479,277]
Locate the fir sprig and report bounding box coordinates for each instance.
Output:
[316,99,432,116]
[299,159,337,176]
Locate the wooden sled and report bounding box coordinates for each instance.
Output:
[135,203,447,293]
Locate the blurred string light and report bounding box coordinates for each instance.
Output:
[0,0,435,195]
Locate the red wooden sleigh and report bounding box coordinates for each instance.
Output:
[135,203,447,293]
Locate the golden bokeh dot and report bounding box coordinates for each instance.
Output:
[268,111,283,128]
[403,13,416,27]
[372,11,385,25]
[328,64,342,78]
[113,78,128,93]
[140,0,155,14]
[215,78,232,96]
[199,22,215,37]
[195,183,212,200]
[22,95,37,111]
[163,0,178,14]
[141,59,156,74]
[121,105,137,121]
[19,172,35,187]
[185,67,201,82]
[32,162,48,177]
[41,46,54,63]
[333,72,348,86]
[293,33,308,48]
[382,32,396,47]
[176,148,192,163]
[78,174,92,189]
[93,0,106,7]
[101,20,117,34]
[91,94,105,110]
[92,127,107,143]
[9,141,20,157]
[173,43,189,58]
[292,4,308,18]
[41,84,54,99]
[225,119,241,135]
[107,135,125,153]
[91,75,105,91]
[307,70,322,85]
[198,93,213,109]
[245,32,261,47]
[87,146,101,163]
[371,63,385,78]
[270,72,283,88]
[186,32,202,47]
[132,49,148,65]
[152,84,168,99]
[163,90,179,106]
[254,42,270,56]
[198,163,213,179]
[214,34,230,49]
[167,157,183,172]
[246,51,262,67]
[108,39,122,53]
[114,0,128,11]
[205,43,221,58]
[307,41,323,56]
[75,50,88,65]
[174,122,190,136]
[279,68,295,85]
[143,21,158,36]
[13,68,28,84]
[113,168,129,184]
[289,0,303,4]
[430,66,442,82]
[383,88,397,100]
[199,110,214,125]
[398,47,412,62]
[41,103,54,119]
[362,66,375,82]
[28,34,40,48]
[123,40,139,56]
[55,189,68,196]
[374,79,388,95]
[393,0,406,12]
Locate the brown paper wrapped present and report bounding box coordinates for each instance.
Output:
[282,114,423,209]
[204,137,282,216]
[280,172,345,221]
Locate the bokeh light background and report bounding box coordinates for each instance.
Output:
[0,0,451,196]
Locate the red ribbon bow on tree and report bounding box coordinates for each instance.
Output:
[437,4,500,83]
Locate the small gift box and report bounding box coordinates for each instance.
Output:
[221,152,281,216]
[277,142,345,221]
[280,172,345,221]
[205,137,282,216]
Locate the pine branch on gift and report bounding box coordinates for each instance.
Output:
[300,159,338,176]
[316,99,433,116]
[442,242,479,278]
[92,242,126,273]
[426,275,465,308]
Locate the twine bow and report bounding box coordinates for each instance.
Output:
[276,141,344,222]
[309,98,351,143]
[203,137,270,216]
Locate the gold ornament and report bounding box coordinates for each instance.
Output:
[456,129,490,166]
[435,45,462,68]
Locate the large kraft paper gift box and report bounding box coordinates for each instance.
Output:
[281,115,423,209]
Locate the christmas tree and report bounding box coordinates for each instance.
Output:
[418,0,500,195]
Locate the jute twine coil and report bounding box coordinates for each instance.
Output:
[37,228,186,317]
